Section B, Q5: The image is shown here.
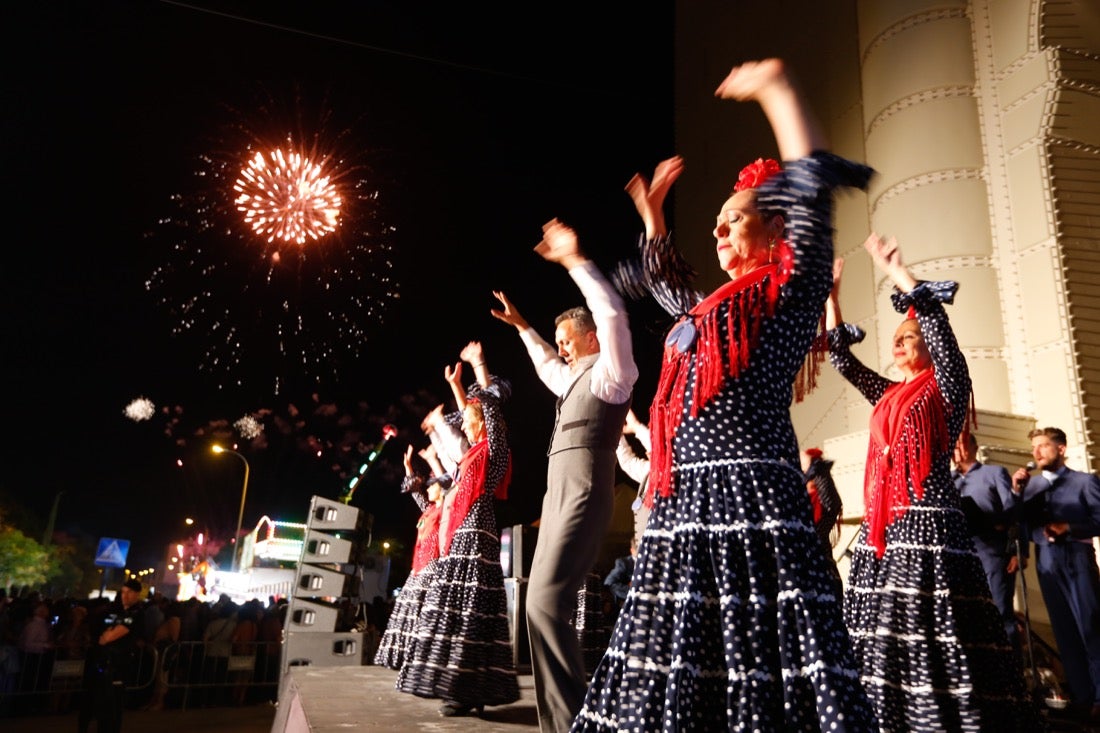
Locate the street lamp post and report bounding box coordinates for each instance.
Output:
[212,445,250,574]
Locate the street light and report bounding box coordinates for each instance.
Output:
[212,444,250,573]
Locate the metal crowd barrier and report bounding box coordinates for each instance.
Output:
[0,639,282,716]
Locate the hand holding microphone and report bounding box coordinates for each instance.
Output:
[1012,461,1036,495]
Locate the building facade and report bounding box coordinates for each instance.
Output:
[674,0,1100,622]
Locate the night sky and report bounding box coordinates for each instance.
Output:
[4,2,676,574]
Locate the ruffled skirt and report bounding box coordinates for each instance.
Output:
[395,494,519,706]
[573,457,876,732]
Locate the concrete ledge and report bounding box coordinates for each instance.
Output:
[272,666,539,732]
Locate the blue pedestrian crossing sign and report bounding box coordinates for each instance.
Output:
[94,537,131,568]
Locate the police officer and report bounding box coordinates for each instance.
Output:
[78,578,146,733]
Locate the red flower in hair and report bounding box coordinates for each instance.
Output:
[733,158,781,192]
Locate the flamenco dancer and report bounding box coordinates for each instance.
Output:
[827,238,1041,731]
[572,58,877,732]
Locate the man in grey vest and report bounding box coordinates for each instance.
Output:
[492,217,638,733]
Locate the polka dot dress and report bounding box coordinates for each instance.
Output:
[374,557,439,670]
[374,485,442,671]
[395,386,519,708]
[573,153,878,732]
[829,284,1041,732]
[573,572,612,675]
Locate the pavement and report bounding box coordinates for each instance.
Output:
[2,702,277,733]
[4,663,1096,732]
[273,666,540,731]
[1,667,539,733]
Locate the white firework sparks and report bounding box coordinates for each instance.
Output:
[124,397,156,422]
[145,88,399,394]
[234,149,342,245]
[235,414,263,440]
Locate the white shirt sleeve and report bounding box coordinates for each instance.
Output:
[429,424,467,474]
[570,261,638,405]
[517,327,572,397]
[616,436,651,485]
[632,422,652,454]
[516,260,638,403]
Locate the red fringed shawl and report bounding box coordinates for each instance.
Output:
[807,483,823,524]
[646,264,782,505]
[440,439,512,556]
[411,502,442,575]
[863,368,949,558]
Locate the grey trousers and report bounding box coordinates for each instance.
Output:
[526,448,615,733]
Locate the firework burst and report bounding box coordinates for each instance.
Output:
[234,413,264,440]
[124,397,157,422]
[127,387,419,500]
[234,148,342,244]
[146,86,399,394]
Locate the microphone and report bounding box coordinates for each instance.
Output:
[1014,461,1036,494]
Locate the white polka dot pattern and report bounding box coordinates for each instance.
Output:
[829,283,1040,731]
[573,153,878,732]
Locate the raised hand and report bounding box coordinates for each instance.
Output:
[825,257,845,331]
[534,218,585,269]
[863,233,917,293]
[491,290,530,331]
[421,404,445,434]
[459,341,483,365]
[831,258,844,300]
[419,443,445,478]
[715,58,789,102]
[863,233,900,270]
[625,155,684,239]
[444,360,468,410]
[714,57,825,161]
[444,361,463,388]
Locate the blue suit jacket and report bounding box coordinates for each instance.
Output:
[953,461,1019,558]
[603,555,635,602]
[1019,466,1100,546]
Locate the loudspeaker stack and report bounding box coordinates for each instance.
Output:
[280,495,370,681]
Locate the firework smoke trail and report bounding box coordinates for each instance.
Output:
[123,388,420,497]
[145,86,399,394]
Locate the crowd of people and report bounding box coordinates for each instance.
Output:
[0,583,288,728]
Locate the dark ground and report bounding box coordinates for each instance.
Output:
[3,702,276,733]
[4,664,1096,733]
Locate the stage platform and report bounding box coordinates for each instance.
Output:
[272,665,540,732]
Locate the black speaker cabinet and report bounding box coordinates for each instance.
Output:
[504,577,530,672]
[502,524,538,579]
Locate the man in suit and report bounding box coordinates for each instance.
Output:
[1014,426,1100,722]
[603,536,638,611]
[952,432,1021,649]
[492,218,637,733]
